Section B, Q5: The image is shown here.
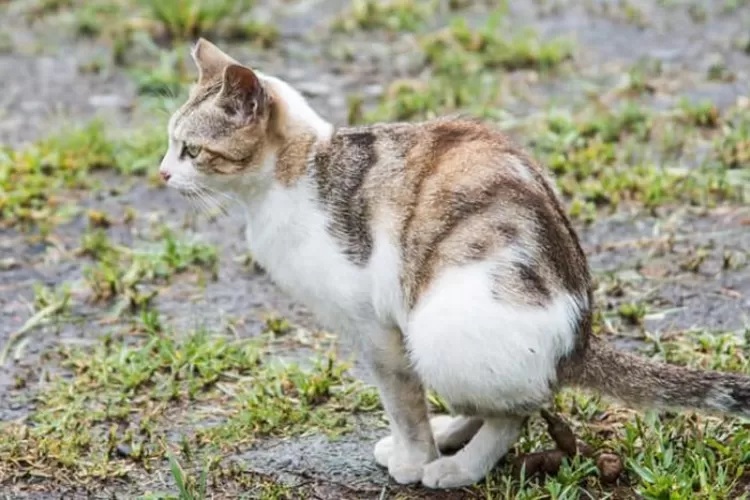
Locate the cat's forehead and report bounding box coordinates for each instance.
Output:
[170,97,232,142]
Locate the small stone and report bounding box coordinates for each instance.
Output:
[295,81,332,97]
[0,258,19,270]
[89,94,130,109]
[115,443,132,458]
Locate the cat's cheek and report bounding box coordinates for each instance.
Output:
[160,154,200,188]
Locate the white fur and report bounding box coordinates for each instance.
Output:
[369,226,408,330]
[422,415,524,489]
[259,73,333,137]
[374,415,482,467]
[407,261,584,414]
[242,178,372,335]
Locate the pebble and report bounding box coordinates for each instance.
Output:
[115,443,132,458]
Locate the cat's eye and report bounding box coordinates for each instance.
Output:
[182,143,202,159]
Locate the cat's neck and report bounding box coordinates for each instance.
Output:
[260,73,333,139]
[226,74,332,205]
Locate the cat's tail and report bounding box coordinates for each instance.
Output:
[562,336,750,417]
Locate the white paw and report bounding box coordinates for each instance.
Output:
[388,455,425,484]
[429,414,457,437]
[422,456,482,489]
[374,436,435,484]
[373,435,394,467]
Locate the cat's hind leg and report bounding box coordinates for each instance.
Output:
[374,415,483,467]
[402,263,584,487]
[421,415,525,488]
[365,327,438,484]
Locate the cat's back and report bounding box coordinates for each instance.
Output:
[314,117,589,306]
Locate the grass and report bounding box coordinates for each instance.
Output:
[137,0,277,45]
[715,108,750,168]
[333,0,436,32]
[358,9,573,124]
[0,121,115,231]
[423,12,573,73]
[476,329,750,498]
[0,317,377,488]
[0,120,167,232]
[80,227,218,316]
[6,312,750,498]
[525,104,743,220]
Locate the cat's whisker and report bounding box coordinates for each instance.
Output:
[193,187,229,217]
[180,185,212,216]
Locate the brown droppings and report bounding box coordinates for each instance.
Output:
[512,449,567,478]
[513,409,623,483]
[597,453,624,483]
[539,408,579,456]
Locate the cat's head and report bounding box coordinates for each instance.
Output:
[159,39,276,196]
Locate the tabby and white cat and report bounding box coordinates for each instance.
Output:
[158,39,750,489]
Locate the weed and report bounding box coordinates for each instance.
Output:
[264,316,292,337]
[333,0,435,32]
[167,451,208,500]
[423,12,573,73]
[73,1,122,37]
[715,109,750,168]
[617,302,647,326]
[137,0,275,44]
[0,118,173,230]
[0,324,376,485]
[129,49,189,97]
[624,58,662,96]
[364,78,495,123]
[678,98,721,128]
[526,105,740,218]
[362,9,572,123]
[707,62,735,82]
[0,121,113,231]
[81,228,218,314]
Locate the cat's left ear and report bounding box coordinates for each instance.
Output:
[191,38,235,84]
[217,64,268,124]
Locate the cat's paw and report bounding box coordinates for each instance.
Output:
[374,437,434,484]
[388,454,428,484]
[422,456,480,489]
[373,435,394,467]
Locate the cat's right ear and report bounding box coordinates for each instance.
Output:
[216,64,267,125]
[191,38,235,84]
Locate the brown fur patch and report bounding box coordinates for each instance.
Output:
[275,133,315,185]
[393,119,590,309]
[312,128,380,266]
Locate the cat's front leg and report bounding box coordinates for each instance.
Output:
[364,327,437,484]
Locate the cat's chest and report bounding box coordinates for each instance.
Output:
[243,187,372,331]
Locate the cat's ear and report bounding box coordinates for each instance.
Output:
[217,64,267,124]
[191,38,235,84]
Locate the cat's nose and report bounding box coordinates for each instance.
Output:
[160,169,171,182]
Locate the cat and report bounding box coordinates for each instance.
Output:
[158,38,750,489]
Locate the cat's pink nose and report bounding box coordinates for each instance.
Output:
[160,170,171,182]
